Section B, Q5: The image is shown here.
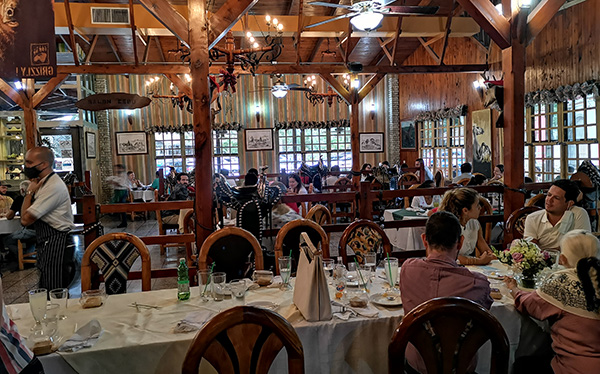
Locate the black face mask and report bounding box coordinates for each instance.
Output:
[24,163,43,179]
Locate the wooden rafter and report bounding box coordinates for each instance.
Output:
[456,0,510,49]
[138,0,190,46]
[377,37,395,64]
[344,22,353,63]
[0,79,26,107]
[308,38,325,62]
[439,1,458,65]
[143,36,152,64]
[164,73,192,97]
[296,0,304,64]
[129,0,139,65]
[85,35,99,64]
[287,0,300,15]
[527,0,567,45]
[106,36,123,63]
[154,37,166,62]
[59,35,72,52]
[319,73,351,103]
[64,0,80,66]
[418,37,441,64]
[208,0,260,49]
[469,35,488,53]
[390,17,404,65]
[32,74,70,109]
[357,73,385,103]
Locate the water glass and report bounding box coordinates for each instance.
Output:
[322,259,334,283]
[211,272,226,301]
[198,270,212,301]
[50,288,69,320]
[384,258,399,290]
[358,264,372,290]
[364,253,377,272]
[43,304,59,338]
[229,280,247,305]
[28,288,47,331]
[278,256,292,291]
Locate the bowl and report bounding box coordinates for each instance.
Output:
[346,288,369,308]
[79,289,107,309]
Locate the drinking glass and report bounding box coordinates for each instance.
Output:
[278,256,292,291]
[229,280,247,305]
[364,253,377,273]
[322,259,334,284]
[198,270,212,301]
[49,288,68,320]
[384,258,399,290]
[28,288,47,332]
[211,272,226,301]
[43,304,59,338]
[358,264,372,291]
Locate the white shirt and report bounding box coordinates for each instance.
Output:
[459,219,480,257]
[28,173,75,232]
[325,175,338,186]
[453,173,473,183]
[410,195,441,210]
[523,206,592,250]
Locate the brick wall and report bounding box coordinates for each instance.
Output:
[386,75,400,165]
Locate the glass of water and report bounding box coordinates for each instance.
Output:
[384,258,399,291]
[278,256,293,291]
[229,280,247,305]
[211,272,227,301]
[28,288,47,332]
[50,288,69,320]
[323,258,334,284]
[364,252,377,273]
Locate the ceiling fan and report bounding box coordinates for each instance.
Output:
[306,0,440,31]
[254,76,313,98]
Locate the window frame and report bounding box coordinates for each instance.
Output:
[418,116,466,180]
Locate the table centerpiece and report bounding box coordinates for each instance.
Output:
[492,239,555,288]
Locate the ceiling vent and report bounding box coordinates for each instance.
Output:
[91,7,130,25]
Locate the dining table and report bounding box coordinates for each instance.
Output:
[131,189,154,202]
[383,208,427,251]
[7,261,550,374]
[0,217,22,234]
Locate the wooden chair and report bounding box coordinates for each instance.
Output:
[434,170,444,187]
[505,206,542,244]
[330,177,355,223]
[305,204,331,226]
[525,193,546,208]
[274,219,329,274]
[403,183,420,208]
[389,297,509,374]
[127,191,147,221]
[182,306,305,374]
[81,233,151,294]
[198,227,264,281]
[17,240,36,270]
[456,177,471,186]
[155,189,180,255]
[400,173,419,188]
[338,219,392,266]
[183,209,196,266]
[478,196,494,246]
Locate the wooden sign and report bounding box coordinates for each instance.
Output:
[0,0,57,79]
[75,93,151,111]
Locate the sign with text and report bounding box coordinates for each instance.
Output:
[0,0,57,79]
[75,93,152,111]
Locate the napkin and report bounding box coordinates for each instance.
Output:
[58,320,103,352]
[331,300,379,320]
[174,310,215,333]
[267,276,283,288]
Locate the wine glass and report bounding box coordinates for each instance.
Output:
[278,256,292,291]
[28,288,47,332]
[49,288,69,320]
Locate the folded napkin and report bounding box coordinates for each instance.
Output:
[58,320,103,353]
[174,310,215,333]
[331,300,379,320]
[267,276,283,288]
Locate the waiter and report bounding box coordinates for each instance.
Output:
[21,147,76,290]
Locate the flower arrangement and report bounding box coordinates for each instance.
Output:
[492,239,554,279]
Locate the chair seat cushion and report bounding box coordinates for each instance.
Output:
[91,240,140,294]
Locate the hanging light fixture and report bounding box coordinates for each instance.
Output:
[350,12,383,31]
[271,84,288,98]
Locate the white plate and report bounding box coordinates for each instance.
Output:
[484,271,506,280]
[370,293,402,307]
[247,301,279,311]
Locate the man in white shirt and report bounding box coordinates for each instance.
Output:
[452,162,473,183]
[523,179,592,250]
[414,158,434,181]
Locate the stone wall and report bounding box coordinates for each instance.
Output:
[94,76,113,204]
[386,75,400,165]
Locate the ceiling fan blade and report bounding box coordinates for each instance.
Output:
[382,6,440,15]
[307,1,354,10]
[304,13,357,29]
[289,87,313,91]
[287,83,302,89]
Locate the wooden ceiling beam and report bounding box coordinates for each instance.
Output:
[527,0,566,45]
[106,36,123,63]
[0,79,26,107]
[32,74,70,109]
[64,0,80,66]
[138,0,190,46]
[423,33,445,46]
[320,73,351,104]
[344,22,352,63]
[357,73,385,103]
[85,35,99,64]
[390,17,403,65]
[143,36,152,64]
[308,38,325,62]
[154,36,166,62]
[377,37,394,64]
[129,0,139,65]
[418,37,441,64]
[164,73,192,97]
[439,1,458,65]
[456,0,510,49]
[296,0,304,64]
[208,0,259,50]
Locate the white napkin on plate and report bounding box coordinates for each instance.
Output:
[174,310,215,333]
[58,320,103,352]
[331,300,379,320]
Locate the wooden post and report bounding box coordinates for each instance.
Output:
[502,7,527,228]
[189,0,213,249]
[22,79,37,150]
[82,195,98,248]
[350,93,360,188]
[358,181,371,219]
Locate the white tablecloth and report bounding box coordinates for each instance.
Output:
[8,263,550,374]
[383,209,426,251]
[131,190,154,202]
[0,217,22,234]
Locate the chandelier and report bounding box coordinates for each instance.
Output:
[145,75,193,113]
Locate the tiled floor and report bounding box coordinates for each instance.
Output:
[1,216,343,305]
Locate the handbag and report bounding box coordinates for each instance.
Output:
[292,232,332,321]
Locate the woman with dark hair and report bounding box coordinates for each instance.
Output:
[286,173,307,213]
[410,180,441,210]
[438,188,496,265]
[505,230,600,374]
[490,164,504,183]
[360,163,374,182]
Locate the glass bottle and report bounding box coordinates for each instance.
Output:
[177,258,190,301]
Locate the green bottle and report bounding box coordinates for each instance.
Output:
[177,258,190,301]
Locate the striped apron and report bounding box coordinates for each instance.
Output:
[34,220,75,291]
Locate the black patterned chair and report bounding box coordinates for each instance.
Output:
[81,233,151,294]
[338,219,392,266]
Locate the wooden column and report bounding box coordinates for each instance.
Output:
[502,8,527,226]
[23,79,38,150]
[189,0,213,249]
[350,93,360,188]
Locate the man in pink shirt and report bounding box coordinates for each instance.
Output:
[400,211,493,372]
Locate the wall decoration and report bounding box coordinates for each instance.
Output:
[86,132,96,159]
[245,129,274,151]
[472,109,492,177]
[525,79,599,107]
[414,105,468,121]
[274,119,349,130]
[401,121,416,149]
[359,132,385,153]
[75,93,151,111]
[115,132,148,155]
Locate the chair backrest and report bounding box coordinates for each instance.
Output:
[389,297,509,374]
[505,206,542,243]
[237,200,264,240]
[456,178,471,186]
[305,204,332,226]
[404,184,420,208]
[183,209,196,265]
[81,233,151,294]
[338,219,392,266]
[334,177,352,191]
[182,306,305,374]
[434,170,444,187]
[478,196,493,244]
[370,179,384,190]
[274,219,329,274]
[198,227,264,281]
[400,173,419,188]
[525,193,546,208]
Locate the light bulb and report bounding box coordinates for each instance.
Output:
[350,12,383,31]
[277,24,284,31]
[253,42,259,48]
[311,75,316,80]
[249,36,255,43]
[255,104,260,114]
[351,78,360,89]
[265,15,271,22]
[246,31,252,38]
[370,102,376,112]
[272,18,279,25]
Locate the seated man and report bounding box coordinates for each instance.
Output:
[414,158,434,181]
[452,162,473,183]
[4,181,36,257]
[524,179,591,251]
[161,173,190,232]
[400,211,493,373]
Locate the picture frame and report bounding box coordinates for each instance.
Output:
[115,131,148,155]
[245,128,274,151]
[401,121,416,149]
[85,132,96,159]
[359,132,385,153]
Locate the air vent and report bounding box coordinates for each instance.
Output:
[91,7,130,25]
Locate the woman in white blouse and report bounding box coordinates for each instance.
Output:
[410,180,442,210]
[439,188,496,265]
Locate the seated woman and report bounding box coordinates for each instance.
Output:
[286,173,307,213]
[410,180,441,210]
[504,230,600,374]
[438,188,496,265]
[360,163,374,182]
[490,164,504,183]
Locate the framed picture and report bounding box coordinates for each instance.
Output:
[85,132,96,159]
[115,131,148,155]
[401,121,416,149]
[245,129,274,151]
[359,132,384,153]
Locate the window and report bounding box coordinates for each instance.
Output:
[525,94,599,181]
[418,117,465,179]
[213,130,240,175]
[277,127,351,172]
